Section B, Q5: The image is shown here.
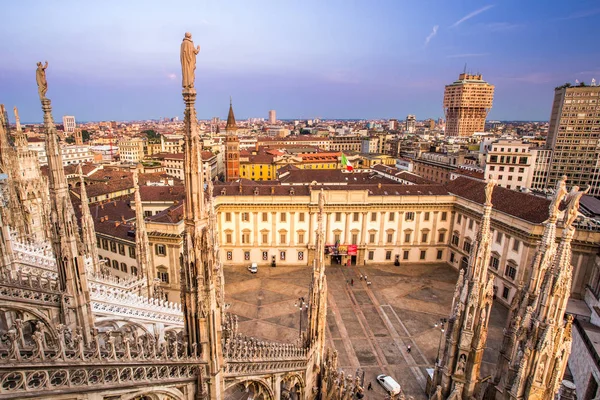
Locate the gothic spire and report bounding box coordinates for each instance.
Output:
[133,169,152,297]
[435,180,496,399]
[38,61,94,344]
[225,97,237,132]
[13,106,28,150]
[77,164,101,275]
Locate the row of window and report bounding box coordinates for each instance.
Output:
[102,257,138,276]
[488,166,526,173]
[226,211,448,223]
[454,214,521,252]
[225,249,445,262]
[98,237,168,257]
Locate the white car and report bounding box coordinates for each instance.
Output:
[376,374,401,395]
[247,263,258,274]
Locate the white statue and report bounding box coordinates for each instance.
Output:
[180,32,200,90]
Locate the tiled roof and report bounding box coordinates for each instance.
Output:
[446,177,550,223]
[147,203,185,223]
[94,219,136,242]
[278,169,397,185]
[139,185,185,202]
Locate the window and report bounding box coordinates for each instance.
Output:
[280,251,286,261]
[144,210,152,217]
[226,233,232,244]
[457,214,462,224]
[120,262,127,272]
[129,247,135,258]
[225,212,232,222]
[489,255,500,270]
[385,250,392,260]
[280,233,287,244]
[369,233,376,243]
[502,287,509,299]
[280,213,287,222]
[384,233,392,243]
[131,265,138,276]
[389,212,395,222]
[404,232,411,243]
[512,239,520,252]
[241,212,250,222]
[118,244,125,255]
[451,234,459,246]
[405,212,415,221]
[157,269,169,283]
[155,244,166,256]
[242,232,250,244]
[110,241,117,253]
[421,232,428,243]
[450,252,455,263]
[468,219,474,230]
[463,241,472,253]
[244,251,250,261]
[437,249,443,260]
[505,264,517,280]
[334,233,340,243]
[424,212,430,221]
[420,250,426,260]
[371,212,377,222]
[262,251,268,261]
[351,233,358,245]
[438,232,446,243]
[298,251,304,261]
[496,232,503,244]
[403,250,409,260]
[262,233,268,244]
[353,212,359,222]
[112,260,119,270]
[298,213,305,222]
[262,212,268,222]
[368,250,374,261]
[441,212,447,221]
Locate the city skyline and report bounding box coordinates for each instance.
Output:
[2,0,600,122]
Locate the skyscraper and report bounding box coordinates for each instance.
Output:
[406,115,416,133]
[268,109,276,124]
[443,73,494,137]
[62,115,76,133]
[546,83,600,196]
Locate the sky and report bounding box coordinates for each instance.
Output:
[1,0,600,123]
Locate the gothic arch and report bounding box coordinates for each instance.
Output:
[224,378,276,400]
[0,301,59,341]
[121,386,185,400]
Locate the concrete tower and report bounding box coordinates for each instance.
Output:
[179,33,225,399]
[444,72,494,137]
[225,99,240,182]
[434,180,497,398]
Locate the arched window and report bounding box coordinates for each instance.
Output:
[112,260,119,270]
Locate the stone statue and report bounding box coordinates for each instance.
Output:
[180,32,200,90]
[549,175,568,219]
[484,179,496,206]
[456,353,466,375]
[36,61,49,99]
[563,185,590,228]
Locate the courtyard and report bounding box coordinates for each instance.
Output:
[224,262,508,399]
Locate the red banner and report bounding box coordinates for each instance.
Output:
[347,245,357,255]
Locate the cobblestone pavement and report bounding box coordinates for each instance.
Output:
[224,263,508,399]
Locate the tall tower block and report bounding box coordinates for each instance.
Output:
[443,73,494,137]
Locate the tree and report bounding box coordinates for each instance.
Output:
[81,130,91,142]
[65,136,75,144]
[143,129,160,143]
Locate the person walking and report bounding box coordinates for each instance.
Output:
[367,382,372,390]
[407,345,411,353]
[351,278,354,286]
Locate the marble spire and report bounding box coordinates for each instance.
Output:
[77,164,101,274]
[133,169,152,297]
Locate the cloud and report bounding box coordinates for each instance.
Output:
[424,25,439,46]
[451,5,495,28]
[167,73,177,80]
[446,53,490,58]
[558,8,600,20]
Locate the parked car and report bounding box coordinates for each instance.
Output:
[376,374,401,395]
[247,263,258,274]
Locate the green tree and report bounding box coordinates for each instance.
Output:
[81,129,91,142]
[143,129,161,143]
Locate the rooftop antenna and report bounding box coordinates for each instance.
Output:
[463,63,467,74]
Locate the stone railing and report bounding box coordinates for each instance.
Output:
[0,268,63,306]
[11,239,57,277]
[89,282,184,325]
[87,271,147,291]
[0,323,203,399]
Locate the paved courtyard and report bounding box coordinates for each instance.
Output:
[224,263,508,399]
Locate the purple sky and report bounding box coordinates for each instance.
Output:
[1,0,599,123]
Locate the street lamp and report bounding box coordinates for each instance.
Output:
[435,318,448,366]
[295,297,308,338]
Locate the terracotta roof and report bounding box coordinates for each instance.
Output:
[87,199,136,222]
[278,169,397,185]
[147,203,185,223]
[371,164,434,184]
[446,177,550,223]
[139,185,185,202]
[213,183,448,197]
[94,219,136,242]
[453,168,485,180]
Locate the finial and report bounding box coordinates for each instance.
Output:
[230,96,232,107]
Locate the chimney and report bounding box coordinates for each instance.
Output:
[378,183,382,189]
[121,215,126,223]
[239,184,243,194]
[100,202,105,209]
[115,221,120,227]
[271,186,275,195]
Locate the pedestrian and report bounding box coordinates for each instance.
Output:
[367,382,372,390]
[407,345,411,353]
[351,278,354,286]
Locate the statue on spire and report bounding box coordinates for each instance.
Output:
[180,32,200,91]
[548,175,568,219]
[563,185,589,228]
[36,61,49,100]
[484,179,496,206]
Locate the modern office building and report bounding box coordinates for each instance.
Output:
[62,115,76,133]
[546,83,600,196]
[406,115,416,133]
[268,109,276,124]
[443,73,494,137]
